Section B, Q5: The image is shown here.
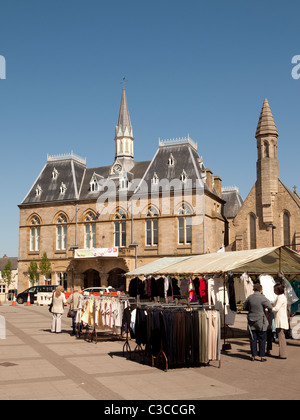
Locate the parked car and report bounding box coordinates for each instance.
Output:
[17,285,57,304]
[81,286,118,296]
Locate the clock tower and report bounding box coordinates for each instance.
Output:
[111,85,134,175]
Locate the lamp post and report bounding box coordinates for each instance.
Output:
[69,245,78,292]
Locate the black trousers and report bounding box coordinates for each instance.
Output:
[249,329,267,357]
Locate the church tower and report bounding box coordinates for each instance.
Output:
[111,85,134,175]
[255,98,279,225]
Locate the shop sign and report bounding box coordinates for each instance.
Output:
[74,247,119,258]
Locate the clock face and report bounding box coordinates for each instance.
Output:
[113,163,122,174]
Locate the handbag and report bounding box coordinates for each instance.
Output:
[49,293,54,313]
[67,306,75,318]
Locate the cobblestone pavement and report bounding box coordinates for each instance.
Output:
[0,304,299,400]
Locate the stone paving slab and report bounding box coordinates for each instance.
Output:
[0,304,299,401]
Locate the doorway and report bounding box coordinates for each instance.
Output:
[107,268,126,291]
[83,269,101,289]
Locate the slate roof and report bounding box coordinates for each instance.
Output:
[139,141,204,190]
[20,138,222,206]
[0,257,18,271]
[21,155,86,205]
[222,187,244,219]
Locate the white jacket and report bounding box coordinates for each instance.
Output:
[51,292,66,314]
[272,294,289,330]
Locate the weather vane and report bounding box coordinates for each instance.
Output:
[121,76,127,89]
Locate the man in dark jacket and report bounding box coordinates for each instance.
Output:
[243,283,273,362]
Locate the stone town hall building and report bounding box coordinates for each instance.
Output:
[18,90,300,292]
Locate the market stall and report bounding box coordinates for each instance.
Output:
[125,246,300,363]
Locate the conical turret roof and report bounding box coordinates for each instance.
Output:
[255,98,278,138]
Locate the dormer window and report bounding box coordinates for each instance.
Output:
[90,173,103,192]
[168,153,175,166]
[180,170,187,183]
[90,178,98,192]
[35,185,42,196]
[52,168,59,180]
[119,173,129,190]
[151,172,159,185]
[60,182,67,194]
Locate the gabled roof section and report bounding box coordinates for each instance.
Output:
[21,153,86,205]
[255,98,278,138]
[279,179,300,208]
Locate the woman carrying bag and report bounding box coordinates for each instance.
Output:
[67,287,82,336]
[50,286,66,334]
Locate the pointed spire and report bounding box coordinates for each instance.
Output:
[116,87,133,138]
[255,98,278,138]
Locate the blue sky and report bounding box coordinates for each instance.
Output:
[0,0,300,257]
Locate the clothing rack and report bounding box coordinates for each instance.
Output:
[77,295,132,344]
[123,303,221,371]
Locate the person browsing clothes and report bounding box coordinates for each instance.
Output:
[243,283,273,362]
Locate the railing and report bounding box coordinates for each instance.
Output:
[47,151,86,166]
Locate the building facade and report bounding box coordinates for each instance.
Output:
[225,99,300,251]
[18,88,225,292]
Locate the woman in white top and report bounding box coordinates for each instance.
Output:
[50,286,67,333]
[272,283,289,359]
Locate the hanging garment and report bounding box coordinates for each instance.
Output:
[171,278,181,297]
[193,278,200,301]
[259,274,277,304]
[290,279,300,312]
[163,310,175,365]
[122,306,132,334]
[208,277,235,326]
[180,278,189,297]
[199,278,208,304]
[174,311,185,364]
[228,273,237,312]
[135,308,148,346]
[198,310,208,364]
[189,278,198,303]
[207,310,219,361]
[240,272,254,300]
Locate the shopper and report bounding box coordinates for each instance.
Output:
[67,287,82,336]
[272,283,289,359]
[50,286,66,333]
[243,283,273,362]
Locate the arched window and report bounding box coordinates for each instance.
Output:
[56,214,67,250]
[178,204,192,245]
[114,209,126,247]
[30,216,41,251]
[84,212,97,248]
[249,213,256,249]
[283,212,290,246]
[263,141,269,158]
[146,207,159,246]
